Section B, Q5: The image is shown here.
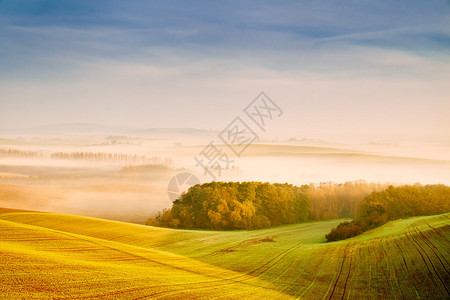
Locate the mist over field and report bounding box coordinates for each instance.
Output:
[1,1,449,299]
[0,124,448,223]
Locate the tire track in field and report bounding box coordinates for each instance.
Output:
[212,238,311,283]
[60,247,283,300]
[71,286,160,300]
[71,280,251,300]
[246,241,304,277]
[326,243,350,300]
[340,247,352,300]
[378,238,399,297]
[64,233,277,292]
[136,278,277,300]
[405,230,435,278]
[411,224,450,277]
[406,225,449,295]
[132,249,305,300]
[184,238,310,299]
[277,251,322,298]
[392,237,420,299]
[417,222,450,265]
[258,239,323,297]
[424,220,450,245]
[138,239,312,299]
[232,232,331,298]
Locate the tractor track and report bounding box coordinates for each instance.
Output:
[327,243,351,300]
[392,237,420,298]
[424,220,450,243]
[411,224,450,277]
[406,226,449,295]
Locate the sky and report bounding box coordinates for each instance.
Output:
[0,0,449,142]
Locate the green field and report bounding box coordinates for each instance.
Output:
[1,210,449,299]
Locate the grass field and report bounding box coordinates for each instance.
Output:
[0,210,449,299]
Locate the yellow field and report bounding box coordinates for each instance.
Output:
[0,211,449,299]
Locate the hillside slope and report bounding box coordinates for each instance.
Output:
[0,211,449,299]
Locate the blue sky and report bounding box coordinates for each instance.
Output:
[1,0,449,140]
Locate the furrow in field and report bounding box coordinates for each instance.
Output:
[392,237,420,299]
[326,243,350,300]
[410,224,450,293]
[406,226,449,295]
[424,219,450,243]
[413,224,450,274]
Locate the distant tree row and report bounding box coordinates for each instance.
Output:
[325,184,450,241]
[121,163,173,172]
[50,151,173,165]
[0,148,175,167]
[152,182,310,230]
[0,148,43,158]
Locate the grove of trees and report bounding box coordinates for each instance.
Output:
[325,184,450,241]
[153,182,310,230]
[150,181,389,230]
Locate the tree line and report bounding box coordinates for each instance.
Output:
[50,151,173,165]
[0,147,174,166]
[150,181,388,230]
[121,163,173,172]
[0,148,43,158]
[325,184,450,241]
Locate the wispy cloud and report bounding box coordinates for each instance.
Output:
[0,0,449,141]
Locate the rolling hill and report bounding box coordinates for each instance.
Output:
[0,210,449,299]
